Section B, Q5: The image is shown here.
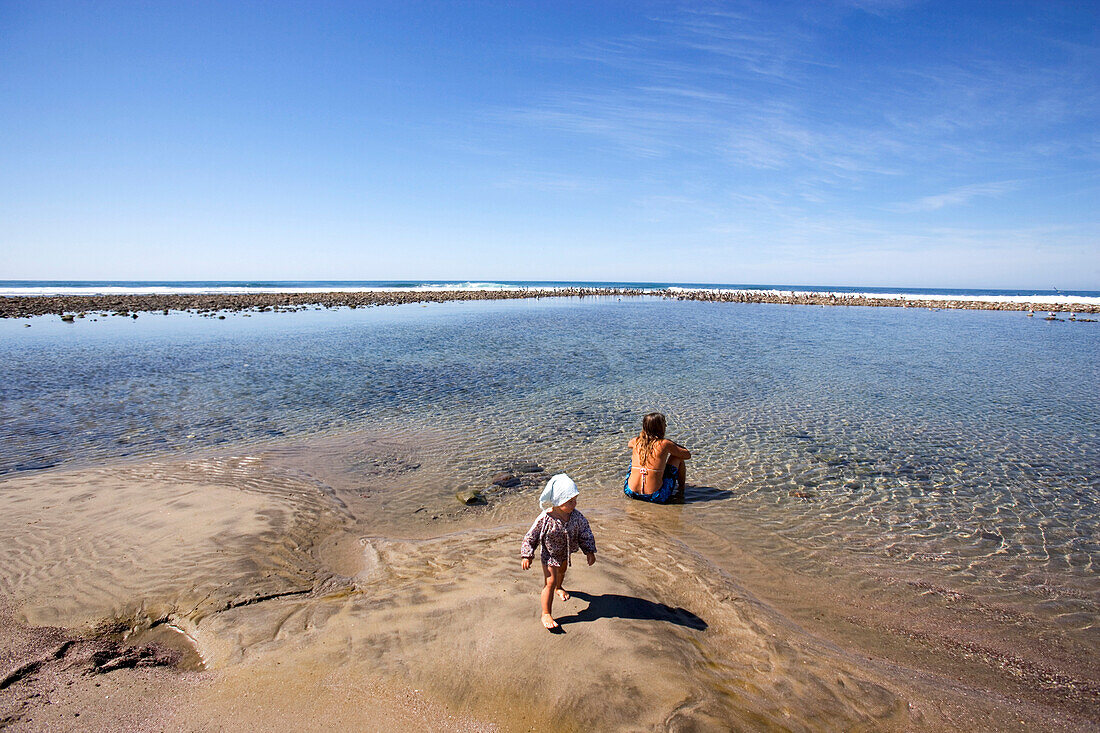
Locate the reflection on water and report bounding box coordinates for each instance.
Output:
[2,297,1097,631]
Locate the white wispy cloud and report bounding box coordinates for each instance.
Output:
[842,0,926,17]
[891,181,1019,213]
[490,4,925,200]
[470,0,1097,276]
[493,173,608,193]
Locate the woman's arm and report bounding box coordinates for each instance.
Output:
[663,439,691,460]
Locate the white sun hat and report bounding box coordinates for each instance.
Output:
[539,473,579,510]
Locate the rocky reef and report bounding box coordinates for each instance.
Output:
[2,288,1096,318]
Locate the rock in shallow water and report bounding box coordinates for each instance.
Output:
[456,489,484,505]
[491,473,520,488]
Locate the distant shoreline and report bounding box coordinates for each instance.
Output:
[2,288,1098,318]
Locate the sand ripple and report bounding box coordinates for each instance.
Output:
[0,456,345,632]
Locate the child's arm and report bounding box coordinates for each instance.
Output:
[520,515,543,569]
[576,513,597,563]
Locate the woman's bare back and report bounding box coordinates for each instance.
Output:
[627,437,678,495]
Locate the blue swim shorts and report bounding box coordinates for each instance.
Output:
[623,464,679,504]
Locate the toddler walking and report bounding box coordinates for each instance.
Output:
[520,473,597,630]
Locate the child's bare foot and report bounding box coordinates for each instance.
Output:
[541,613,559,630]
[556,588,570,601]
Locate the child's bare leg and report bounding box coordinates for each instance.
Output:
[555,560,570,601]
[541,564,554,614]
[541,564,563,629]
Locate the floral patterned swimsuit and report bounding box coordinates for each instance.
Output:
[520,510,597,567]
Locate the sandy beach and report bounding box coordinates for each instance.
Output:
[2,428,1096,731]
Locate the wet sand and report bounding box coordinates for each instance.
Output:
[1,433,1097,730]
[2,288,1097,319]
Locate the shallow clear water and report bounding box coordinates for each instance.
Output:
[2,297,1097,627]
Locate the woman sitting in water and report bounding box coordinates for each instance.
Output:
[624,412,691,504]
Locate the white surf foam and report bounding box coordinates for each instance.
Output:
[666,287,1100,307]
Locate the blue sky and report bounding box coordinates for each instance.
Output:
[2,1,1097,288]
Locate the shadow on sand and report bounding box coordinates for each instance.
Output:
[555,591,707,630]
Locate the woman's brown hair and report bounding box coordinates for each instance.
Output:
[635,412,667,466]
